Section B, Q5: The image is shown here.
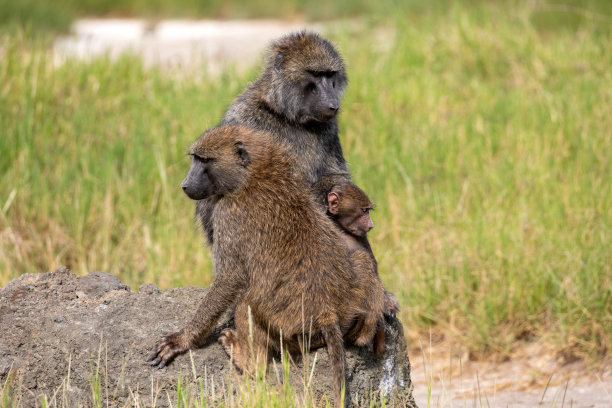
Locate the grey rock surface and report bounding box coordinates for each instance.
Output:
[0,267,416,407]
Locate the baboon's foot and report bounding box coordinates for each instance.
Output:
[219,328,252,373]
[218,328,239,357]
[384,291,400,317]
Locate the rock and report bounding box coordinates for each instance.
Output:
[0,267,417,407]
[139,282,160,294]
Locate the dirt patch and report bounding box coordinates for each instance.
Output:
[409,339,612,407]
[0,267,417,407]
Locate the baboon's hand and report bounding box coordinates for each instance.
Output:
[384,291,400,318]
[147,331,189,369]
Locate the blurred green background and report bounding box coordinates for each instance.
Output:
[1,0,611,361]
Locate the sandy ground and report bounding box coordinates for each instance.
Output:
[53,19,612,407]
[410,340,612,407]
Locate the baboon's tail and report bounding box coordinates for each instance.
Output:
[321,321,348,407]
[373,320,386,355]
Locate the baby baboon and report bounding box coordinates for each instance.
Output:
[328,182,376,255]
[198,31,351,245]
[148,126,385,407]
[328,182,400,353]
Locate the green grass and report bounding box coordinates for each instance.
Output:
[3,0,612,34]
[0,0,432,34]
[1,1,611,363]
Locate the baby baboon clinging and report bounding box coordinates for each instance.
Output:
[328,182,376,255]
[197,31,351,245]
[148,126,385,407]
[328,182,400,353]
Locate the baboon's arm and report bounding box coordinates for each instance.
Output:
[185,261,245,345]
[147,257,245,368]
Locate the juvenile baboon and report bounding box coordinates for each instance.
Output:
[328,182,376,255]
[197,31,350,245]
[328,182,400,353]
[148,126,385,407]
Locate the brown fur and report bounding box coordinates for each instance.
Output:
[328,182,401,354]
[198,31,350,246]
[149,126,385,407]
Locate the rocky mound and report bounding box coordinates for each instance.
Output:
[0,267,416,407]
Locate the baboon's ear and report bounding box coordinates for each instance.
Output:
[274,52,284,73]
[327,192,340,214]
[235,141,250,167]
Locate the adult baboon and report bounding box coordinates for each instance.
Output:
[198,31,400,316]
[148,126,385,407]
[197,31,350,245]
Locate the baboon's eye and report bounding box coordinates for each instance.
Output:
[305,82,317,93]
[362,208,369,214]
[194,155,212,164]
